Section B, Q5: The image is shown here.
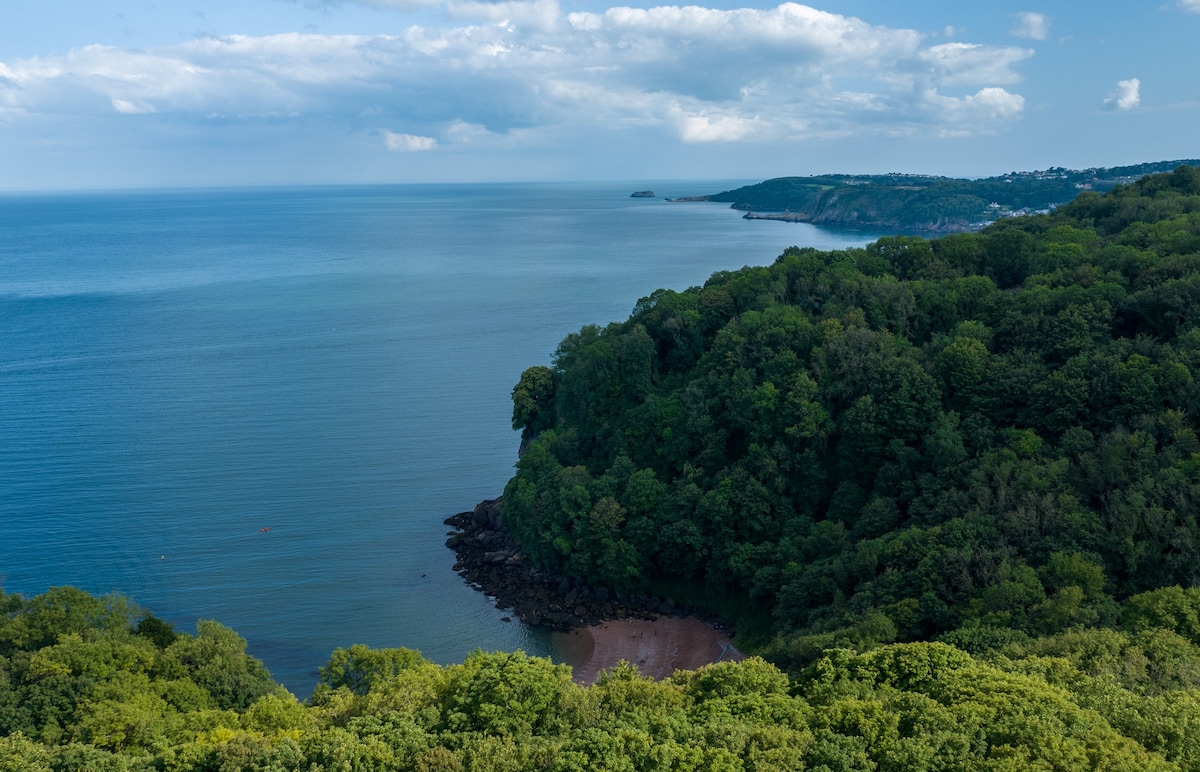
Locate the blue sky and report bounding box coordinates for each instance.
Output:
[1,0,1196,190]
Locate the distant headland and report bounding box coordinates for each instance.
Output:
[669,159,1200,233]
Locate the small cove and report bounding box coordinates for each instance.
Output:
[0,182,882,696]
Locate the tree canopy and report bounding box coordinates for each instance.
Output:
[7,585,1200,769]
[506,165,1200,668]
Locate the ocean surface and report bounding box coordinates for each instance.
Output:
[0,182,881,696]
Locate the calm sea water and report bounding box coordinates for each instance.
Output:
[0,183,879,696]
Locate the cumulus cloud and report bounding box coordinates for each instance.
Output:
[1009,12,1049,41]
[384,130,437,151]
[668,104,759,143]
[919,43,1030,87]
[925,87,1025,124]
[0,3,1033,148]
[1104,78,1141,111]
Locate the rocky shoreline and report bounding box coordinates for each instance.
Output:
[445,497,719,632]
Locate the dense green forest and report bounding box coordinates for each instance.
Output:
[507,165,1200,666]
[8,584,1200,769]
[681,160,1200,232]
[7,167,1200,769]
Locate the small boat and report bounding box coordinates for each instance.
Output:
[258,527,271,533]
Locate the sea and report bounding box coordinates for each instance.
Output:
[0,182,881,697]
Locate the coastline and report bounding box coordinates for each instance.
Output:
[446,497,709,629]
[446,497,740,681]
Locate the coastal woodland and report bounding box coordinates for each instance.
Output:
[686,159,1200,232]
[6,167,1200,769]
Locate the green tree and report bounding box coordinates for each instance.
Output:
[512,365,557,439]
[162,621,276,711]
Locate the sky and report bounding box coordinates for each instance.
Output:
[0,0,1197,190]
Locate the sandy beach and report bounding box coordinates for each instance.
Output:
[554,615,744,684]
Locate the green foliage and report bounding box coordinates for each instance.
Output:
[133,614,178,650]
[703,161,1200,232]
[162,620,277,711]
[0,734,53,772]
[312,644,427,698]
[440,650,573,736]
[511,365,557,438]
[503,167,1200,669]
[8,586,1200,770]
[0,586,139,655]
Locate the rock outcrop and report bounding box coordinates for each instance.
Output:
[446,498,704,631]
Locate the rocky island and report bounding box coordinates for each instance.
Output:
[629,190,655,197]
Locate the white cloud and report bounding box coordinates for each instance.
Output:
[929,87,1025,123]
[669,105,759,143]
[1009,12,1049,41]
[0,3,1033,149]
[919,43,1031,87]
[443,120,495,143]
[1180,0,1200,13]
[1104,78,1140,111]
[446,0,560,30]
[384,130,438,151]
[111,98,157,114]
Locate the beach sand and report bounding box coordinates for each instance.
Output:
[554,615,744,684]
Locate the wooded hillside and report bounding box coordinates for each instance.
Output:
[687,160,1200,231]
[508,165,1200,670]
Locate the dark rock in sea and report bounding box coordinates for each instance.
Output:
[630,190,655,198]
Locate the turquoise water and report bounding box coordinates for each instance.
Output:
[0,183,880,696]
